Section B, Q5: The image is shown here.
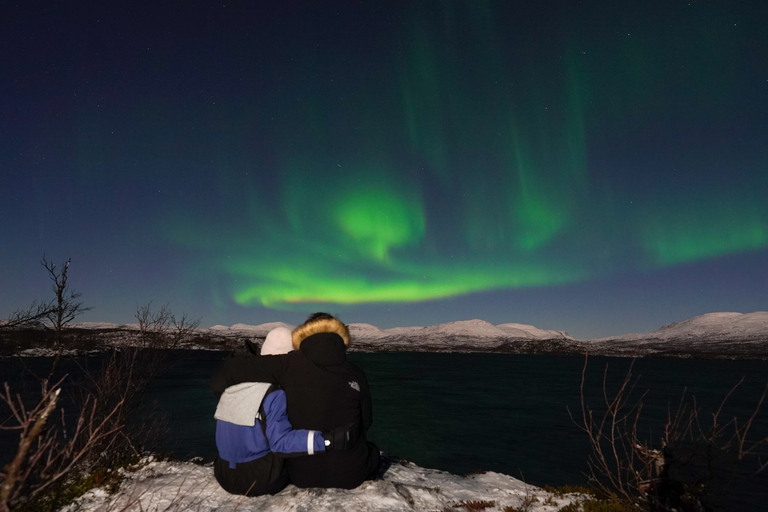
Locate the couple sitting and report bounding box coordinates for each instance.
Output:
[211,312,381,495]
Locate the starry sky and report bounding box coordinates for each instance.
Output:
[2,1,767,339]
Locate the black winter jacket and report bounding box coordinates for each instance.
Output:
[211,332,380,489]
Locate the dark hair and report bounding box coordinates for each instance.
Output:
[303,312,336,324]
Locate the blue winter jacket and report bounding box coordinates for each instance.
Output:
[215,389,325,468]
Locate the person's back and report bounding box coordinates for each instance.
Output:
[210,313,381,489]
[279,315,379,488]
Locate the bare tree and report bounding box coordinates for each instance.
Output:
[136,302,172,348]
[169,311,200,349]
[41,257,90,348]
[0,301,55,331]
[36,257,91,393]
[135,302,200,349]
[570,354,768,512]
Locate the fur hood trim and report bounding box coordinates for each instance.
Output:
[292,317,350,349]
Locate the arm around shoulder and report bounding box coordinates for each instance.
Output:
[263,390,325,455]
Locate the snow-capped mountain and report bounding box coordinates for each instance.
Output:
[9,311,768,359]
[210,322,294,336]
[196,318,576,353]
[595,312,768,342]
[344,319,577,353]
[585,311,768,359]
[188,313,768,358]
[194,312,768,359]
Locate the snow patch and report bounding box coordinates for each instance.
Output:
[349,323,389,338]
[496,323,572,340]
[224,322,295,335]
[61,457,584,512]
[405,319,507,338]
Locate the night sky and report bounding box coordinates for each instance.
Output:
[2,1,767,339]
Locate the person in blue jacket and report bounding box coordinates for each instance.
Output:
[213,327,333,496]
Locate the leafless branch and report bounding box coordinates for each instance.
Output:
[135,302,200,349]
[0,301,55,331]
[41,257,91,348]
[569,354,768,511]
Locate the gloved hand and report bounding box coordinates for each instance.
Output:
[322,422,362,451]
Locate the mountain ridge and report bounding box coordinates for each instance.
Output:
[6,312,767,360]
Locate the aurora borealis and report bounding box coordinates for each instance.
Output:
[2,1,767,338]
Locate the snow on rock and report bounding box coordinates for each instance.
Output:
[496,323,573,340]
[596,311,768,342]
[223,322,295,336]
[654,312,768,338]
[61,457,583,512]
[414,319,507,338]
[376,319,515,340]
[349,323,390,338]
[351,319,574,344]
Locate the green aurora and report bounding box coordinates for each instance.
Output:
[160,1,767,311]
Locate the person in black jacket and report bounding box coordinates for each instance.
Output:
[211,313,380,489]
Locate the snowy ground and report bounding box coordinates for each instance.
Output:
[60,457,584,512]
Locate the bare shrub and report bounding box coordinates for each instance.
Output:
[450,500,496,511]
[504,478,538,512]
[0,377,124,512]
[0,267,198,509]
[570,354,768,512]
[76,347,171,466]
[1,347,172,510]
[503,494,537,512]
[136,303,200,349]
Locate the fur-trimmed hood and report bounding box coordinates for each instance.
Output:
[292,316,350,349]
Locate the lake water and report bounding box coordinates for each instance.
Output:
[2,351,766,510]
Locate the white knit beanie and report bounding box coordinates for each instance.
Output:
[260,327,294,355]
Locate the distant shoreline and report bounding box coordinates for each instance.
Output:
[2,329,767,362]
